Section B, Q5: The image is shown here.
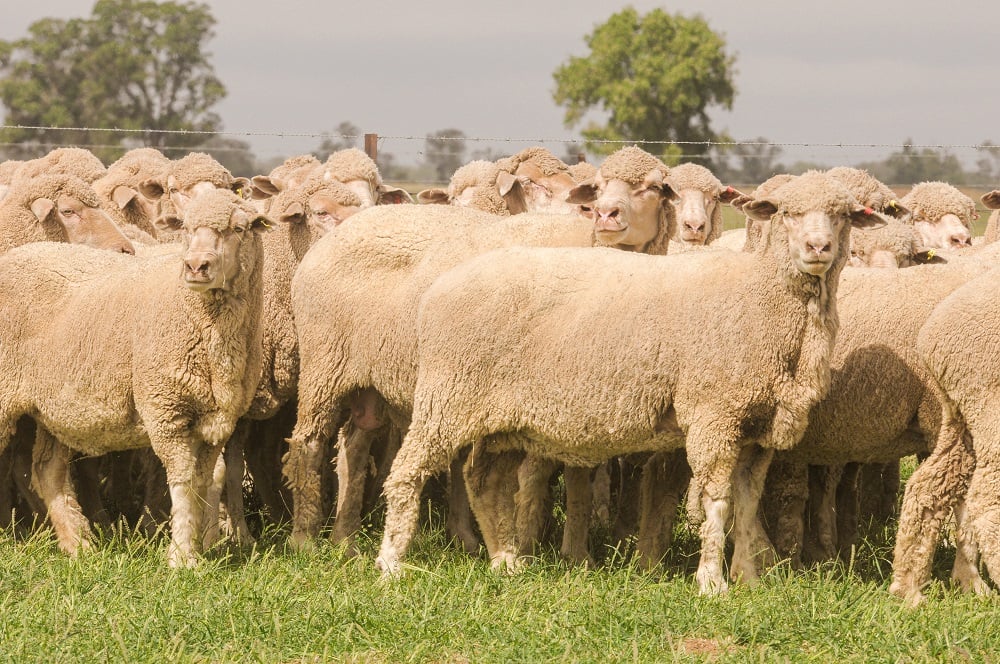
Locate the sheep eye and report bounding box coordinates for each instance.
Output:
[60,209,76,217]
[234,226,245,234]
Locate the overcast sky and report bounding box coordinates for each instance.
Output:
[3,1,999,172]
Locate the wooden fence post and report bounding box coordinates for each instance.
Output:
[364,133,378,162]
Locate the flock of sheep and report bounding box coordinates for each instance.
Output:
[0,142,998,605]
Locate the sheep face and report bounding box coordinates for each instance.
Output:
[277,190,362,237]
[568,169,674,251]
[671,188,716,244]
[333,177,378,209]
[30,194,136,255]
[781,210,845,275]
[178,210,259,292]
[510,161,577,215]
[914,213,972,250]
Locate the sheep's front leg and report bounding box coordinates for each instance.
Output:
[331,421,377,553]
[687,425,741,595]
[729,445,776,584]
[464,446,521,569]
[158,438,223,568]
[31,426,92,555]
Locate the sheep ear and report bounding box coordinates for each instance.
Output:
[417,188,450,205]
[883,198,911,219]
[251,175,281,199]
[250,214,272,233]
[139,179,165,200]
[982,190,1000,210]
[153,213,184,232]
[730,194,752,210]
[30,197,55,222]
[497,173,528,215]
[566,182,598,204]
[278,201,306,225]
[913,246,946,264]
[377,184,414,205]
[719,186,745,206]
[743,199,779,221]
[850,205,888,230]
[658,181,678,203]
[112,185,139,210]
[231,177,252,200]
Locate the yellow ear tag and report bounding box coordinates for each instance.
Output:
[927,249,936,259]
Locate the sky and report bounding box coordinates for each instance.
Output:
[2,1,999,175]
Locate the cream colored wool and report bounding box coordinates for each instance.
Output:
[14,147,107,184]
[375,171,866,593]
[826,167,899,213]
[286,150,682,552]
[0,188,268,566]
[901,181,977,227]
[92,148,171,240]
[757,242,1000,571]
[598,145,668,185]
[167,152,242,192]
[447,160,510,216]
[666,162,729,246]
[568,161,597,183]
[322,148,380,186]
[848,217,925,268]
[890,264,1000,604]
[251,154,323,206]
[0,174,104,252]
[496,146,568,176]
[0,160,24,185]
[739,174,796,252]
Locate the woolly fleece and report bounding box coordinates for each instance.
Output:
[901,181,977,227]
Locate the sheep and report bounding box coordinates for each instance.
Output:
[219,174,364,541]
[416,159,520,214]
[0,188,269,566]
[12,147,107,185]
[981,189,1000,244]
[373,172,882,593]
[0,173,135,255]
[319,148,413,207]
[888,266,1000,605]
[416,147,579,215]
[665,162,744,248]
[250,154,322,208]
[91,148,172,241]
[139,152,252,232]
[285,146,681,553]
[900,181,976,250]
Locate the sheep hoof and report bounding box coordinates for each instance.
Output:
[375,554,401,579]
[288,532,316,553]
[888,579,925,608]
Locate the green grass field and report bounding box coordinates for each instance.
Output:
[2,498,996,663]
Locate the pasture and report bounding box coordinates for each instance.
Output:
[1,478,997,663]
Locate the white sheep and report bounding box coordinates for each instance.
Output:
[900,181,977,251]
[981,189,1000,243]
[12,147,107,185]
[665,162,744,248]
[374,172,881,593]
[890,266,1000,604]
[92,147,172,242]
[0,189,269,566]
[285,147,681,554]
[319,148,413,207]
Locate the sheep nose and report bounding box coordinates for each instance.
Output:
[185,257,211,275]
[685,220,705,232]
[950,232,971,248]
[806,239,832,256]
[597,207,620,221]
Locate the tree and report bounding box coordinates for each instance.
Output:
[715,137,786,184]
[858,139,967,186]
[552,8,736,163]
[313,121,362,161]
[425,128,466,181]
[0,0,225,161]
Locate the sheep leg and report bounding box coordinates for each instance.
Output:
[222,424,254,546]
[957,447,1000,594]
[376,427,458,577]
[730,445,776,584]
[11,418,48,523]
[611,454,645,546]
[245,419,290,523]
[803,464,842,564]
[835,462,861,560]
[137,449,169,537]
[331,421,374,553]
[890,418,975,605]
[0,447,16,529]
[950,498,989,595]
[591,462,612,528]
[447,451,480,555]
[71,455,112,530]
[514,454,559,554]
[201,448,227,550]
[31,426,92,555]
[161,439,223,568]
[464,447,521,569]
[635,450,691,570]
[760,455,808,568]
[687,429,741,595]
[561,465,596,566]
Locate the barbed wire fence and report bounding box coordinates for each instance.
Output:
[3,123,1000,190]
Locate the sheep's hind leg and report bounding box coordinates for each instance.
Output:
[890,419,974,606]
[31,426,92,555]
[562,465,597,567]
[376,426,459,577]
[464,446,522,570]
[636,450,691,570]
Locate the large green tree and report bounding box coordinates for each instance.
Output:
[553,8,736,163]
[0,0,225,160]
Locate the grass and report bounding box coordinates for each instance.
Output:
[1,501,997,663]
